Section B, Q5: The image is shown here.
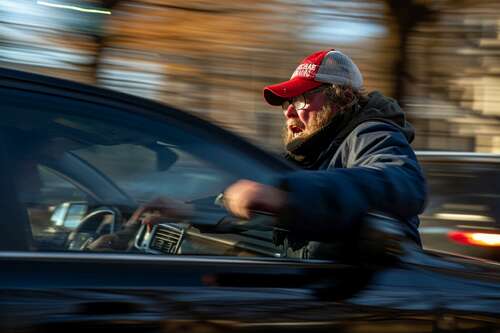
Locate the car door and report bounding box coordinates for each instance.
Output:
[0,69,445,333]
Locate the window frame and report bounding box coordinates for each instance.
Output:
[0,68,299,263]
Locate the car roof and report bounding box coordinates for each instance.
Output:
[416,151,500,164]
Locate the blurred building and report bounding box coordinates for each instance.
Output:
[406,0,500,153]
[1,0,499,153]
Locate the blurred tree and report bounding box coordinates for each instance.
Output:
[87,0,124,84]
[94,0,309,148]
[404,0,500,152]
[386,0,435,104]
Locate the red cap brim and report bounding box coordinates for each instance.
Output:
[263,77,322,106]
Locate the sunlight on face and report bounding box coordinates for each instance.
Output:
[282,103,335,146]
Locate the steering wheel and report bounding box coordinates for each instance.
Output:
[66,207,122,251]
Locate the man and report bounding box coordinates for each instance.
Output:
[222,49,426,256]
[91,49,426,257]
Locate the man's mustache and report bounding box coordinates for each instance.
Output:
[287,119,304,129]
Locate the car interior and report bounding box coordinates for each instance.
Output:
[0,108,286,258]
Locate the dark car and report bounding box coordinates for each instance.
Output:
[419,152,500,261]
[0,68,499,333]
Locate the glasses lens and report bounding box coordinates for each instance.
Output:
[281,100,290,111]
[293,95,306,110]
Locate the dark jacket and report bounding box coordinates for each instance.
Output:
[277,91,427,256]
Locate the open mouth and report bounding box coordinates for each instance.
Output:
[289,125,304,138]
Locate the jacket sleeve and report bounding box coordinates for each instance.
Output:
[278,121,427,241]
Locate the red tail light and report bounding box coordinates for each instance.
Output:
[448,231,500,247]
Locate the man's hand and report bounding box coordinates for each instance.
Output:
[86,232,129,251]
[223,179,287,220]
[87,197,193,251]
[126,197,194,227]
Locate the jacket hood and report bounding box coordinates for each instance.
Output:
[285,91,414,168]
[359,91,414,142]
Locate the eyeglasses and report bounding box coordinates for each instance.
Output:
[281,86,328,111]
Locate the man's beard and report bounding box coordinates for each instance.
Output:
[282,105,335,147]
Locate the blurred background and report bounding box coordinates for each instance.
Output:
[1,0,500,152]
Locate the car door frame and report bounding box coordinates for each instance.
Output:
[0,67,298,253]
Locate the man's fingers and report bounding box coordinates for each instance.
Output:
[131,199,173,222]
[128,197,193,229]
[223,179,259,220]
[130,205,147,222]
[87,234,119,250]
[223,179,286,220]
[224,196,251,220]
[130,202,162,221]
[141,213,171,225]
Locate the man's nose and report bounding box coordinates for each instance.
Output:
[283,104,298,118]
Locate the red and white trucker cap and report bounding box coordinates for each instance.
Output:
[263,49,363,105]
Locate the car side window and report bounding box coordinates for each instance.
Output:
[0,91,281,258]
[423,161,499,224]
[72,144,227,202]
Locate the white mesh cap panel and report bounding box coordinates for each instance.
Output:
[315,50,363,90]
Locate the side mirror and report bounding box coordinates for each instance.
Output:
[50,202,88,230]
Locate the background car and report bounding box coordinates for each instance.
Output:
[0,68,499,333]
[419,152,500,261]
